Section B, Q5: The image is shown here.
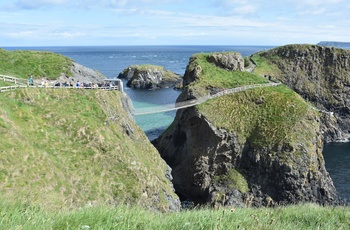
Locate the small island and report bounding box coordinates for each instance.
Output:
[118,64,182,90]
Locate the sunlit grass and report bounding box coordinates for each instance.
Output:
[0,200,349,230]
[185,53,269,97]
[0,88,176,211]
[0,48,72,80]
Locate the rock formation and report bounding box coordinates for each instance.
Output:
[153,51,343,207]
[118,65,182,90]
[57,62,107,84]
[252,44,350,142]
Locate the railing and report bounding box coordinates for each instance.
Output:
[0,74,120,93]
[0,74,29,86]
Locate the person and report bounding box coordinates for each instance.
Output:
[29,75,34,86]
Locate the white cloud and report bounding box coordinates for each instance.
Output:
[2,0,69,10]
[5,30,35,38]
[232,4,258,14]
[299,0,343,6]
[49,31,85,38]
[299,8,326,15]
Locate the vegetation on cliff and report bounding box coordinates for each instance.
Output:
[0,88,178,211]
[184,53,269,97]
[0,49,72,80]
[197,84,316,149]
[155,51,341,207]
[251,44,350,142]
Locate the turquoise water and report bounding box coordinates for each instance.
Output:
[125,87,181,140]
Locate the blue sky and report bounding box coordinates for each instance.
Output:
[0,0,349,46]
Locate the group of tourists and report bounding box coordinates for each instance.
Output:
[28,75,118,90]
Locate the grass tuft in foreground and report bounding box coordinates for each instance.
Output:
[0,200,349,230]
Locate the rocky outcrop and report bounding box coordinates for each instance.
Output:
[57,62,107,84]
[253,44,350,142]
[207,52,244,71]
[153,51,343,207]
[118,65,182,90]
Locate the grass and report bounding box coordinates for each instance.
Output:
[0,48,72,80]
[0,81,15,87]
[0,88,177,211]
[185,53,269,97]
[197,84,317,150]
[0,200,349,229]
[250,52,282,78]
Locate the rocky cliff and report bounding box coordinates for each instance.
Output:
[153,52,342,207]
[57,62,107,84]
[118,65,182,90]
[252,44,350,142]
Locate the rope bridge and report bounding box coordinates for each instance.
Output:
[133,82,281,116]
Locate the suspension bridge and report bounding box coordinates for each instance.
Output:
[132,82,281,116]
[0,74,333,117]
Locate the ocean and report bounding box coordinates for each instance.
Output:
[4,45,349,202]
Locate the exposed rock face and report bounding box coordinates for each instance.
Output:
[153,51,343,207]
[207,52,245,71]
[178,52,245,102]
[118,65,182,90]
[57,62,107,84]
[255,45,350,142]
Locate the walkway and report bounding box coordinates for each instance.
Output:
[133,82,281,115]
[0,74,120,92]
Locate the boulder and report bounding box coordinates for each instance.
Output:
[207,52,245,71]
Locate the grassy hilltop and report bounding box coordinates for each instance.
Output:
[0,48,72,80]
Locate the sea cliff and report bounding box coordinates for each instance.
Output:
[153,50,343,207]
[252,44,350,142]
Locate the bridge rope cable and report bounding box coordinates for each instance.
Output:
[133,82,281,116]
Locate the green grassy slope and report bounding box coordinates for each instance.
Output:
[0,48,72,80]
[1,201,349,230]
[0,88,177,211]
[197,85,317,149]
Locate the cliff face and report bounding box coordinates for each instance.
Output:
[252,44,350,142]
[118,65,182,90]
[153,52,342,207]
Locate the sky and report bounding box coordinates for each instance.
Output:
[0,0,349,47]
